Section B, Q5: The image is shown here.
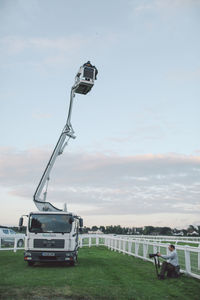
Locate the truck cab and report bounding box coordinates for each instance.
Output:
[21,211,82,266]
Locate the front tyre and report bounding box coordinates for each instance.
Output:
[69,254,77,266]
[27,261,34,266]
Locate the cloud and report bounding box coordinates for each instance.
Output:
[0,36,87,68]
[0,32,119,69]
[0,147,200,217]
[0,36,84,54]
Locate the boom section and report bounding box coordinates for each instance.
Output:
[33,64,97,212]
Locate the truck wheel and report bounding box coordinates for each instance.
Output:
[27,261,34,266]
[17,239,24,247]
[69,255,77,266]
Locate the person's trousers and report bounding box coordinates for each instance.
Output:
[160,261,175,277]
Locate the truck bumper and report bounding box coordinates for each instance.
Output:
[24,250,77,263]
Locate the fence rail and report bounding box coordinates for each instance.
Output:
[125,235,200,242]
[1,234,200,280]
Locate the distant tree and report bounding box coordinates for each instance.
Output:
[91,226,98,232]
[82,226,90,234]
[143,226,155,235]
[137,227,144,234]
[187,225,196,234]
[99,226,105,233]
[182,229,187,236]
[105,226,113,234]
[127,228,134,235]
[159,227,172,235]
[113,225,121,234]
[197,226,200,235]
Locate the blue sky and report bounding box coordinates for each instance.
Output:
[0,0,200,228]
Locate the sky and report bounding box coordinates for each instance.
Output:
[0,0,200,229]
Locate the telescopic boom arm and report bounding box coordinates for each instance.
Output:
[33,63,97,212]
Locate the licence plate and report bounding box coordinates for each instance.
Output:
[42,252,55,256]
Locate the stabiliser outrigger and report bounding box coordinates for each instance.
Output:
[19,61,98,266]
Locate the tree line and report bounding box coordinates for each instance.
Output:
[82,224,200,236]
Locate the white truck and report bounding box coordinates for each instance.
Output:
[19,62,97,266]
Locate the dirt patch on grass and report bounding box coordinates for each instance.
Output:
[0,286,91,300]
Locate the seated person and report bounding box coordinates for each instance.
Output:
[157,244,180,279]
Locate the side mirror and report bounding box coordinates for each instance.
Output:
[69,216,74,224]
[79,218,83,228]
[18,217,23,231]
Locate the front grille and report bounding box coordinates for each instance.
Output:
[34,239,64,248]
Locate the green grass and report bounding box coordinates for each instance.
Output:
[0,247,200,300]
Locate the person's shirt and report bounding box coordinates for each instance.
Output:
[161,250,179,266]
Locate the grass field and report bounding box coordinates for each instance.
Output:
[0,247,200,300]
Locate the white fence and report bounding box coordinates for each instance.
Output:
[0,236,24,252]
[126,235,200,242]
[79,234,200,280]
[1,234,200,280]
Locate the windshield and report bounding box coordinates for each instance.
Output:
[29,214,72,233]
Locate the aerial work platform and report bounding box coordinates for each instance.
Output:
[73,62,98,95]
[32,61,98,212]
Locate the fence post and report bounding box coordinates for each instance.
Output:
[123,240,126,254]
[110,238,113,251]
[153,245,158,255]
[184,248,191,274]
[143,243,148,259]
[107,237,110,249]
[198,245,200,271]
[114,238,117,251]
[117,238,120,252]
[0,238,1,249]
[128,241,132,255]
[104,237,107,247]
[14,238,17,253]
[135,242,139,256]
[89,236,91,248]
[96,236,99,247]
[119,238,122,253]
[116,238,119,252]
[106,237,109,248]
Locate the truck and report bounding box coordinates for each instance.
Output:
[19,62,97,266]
